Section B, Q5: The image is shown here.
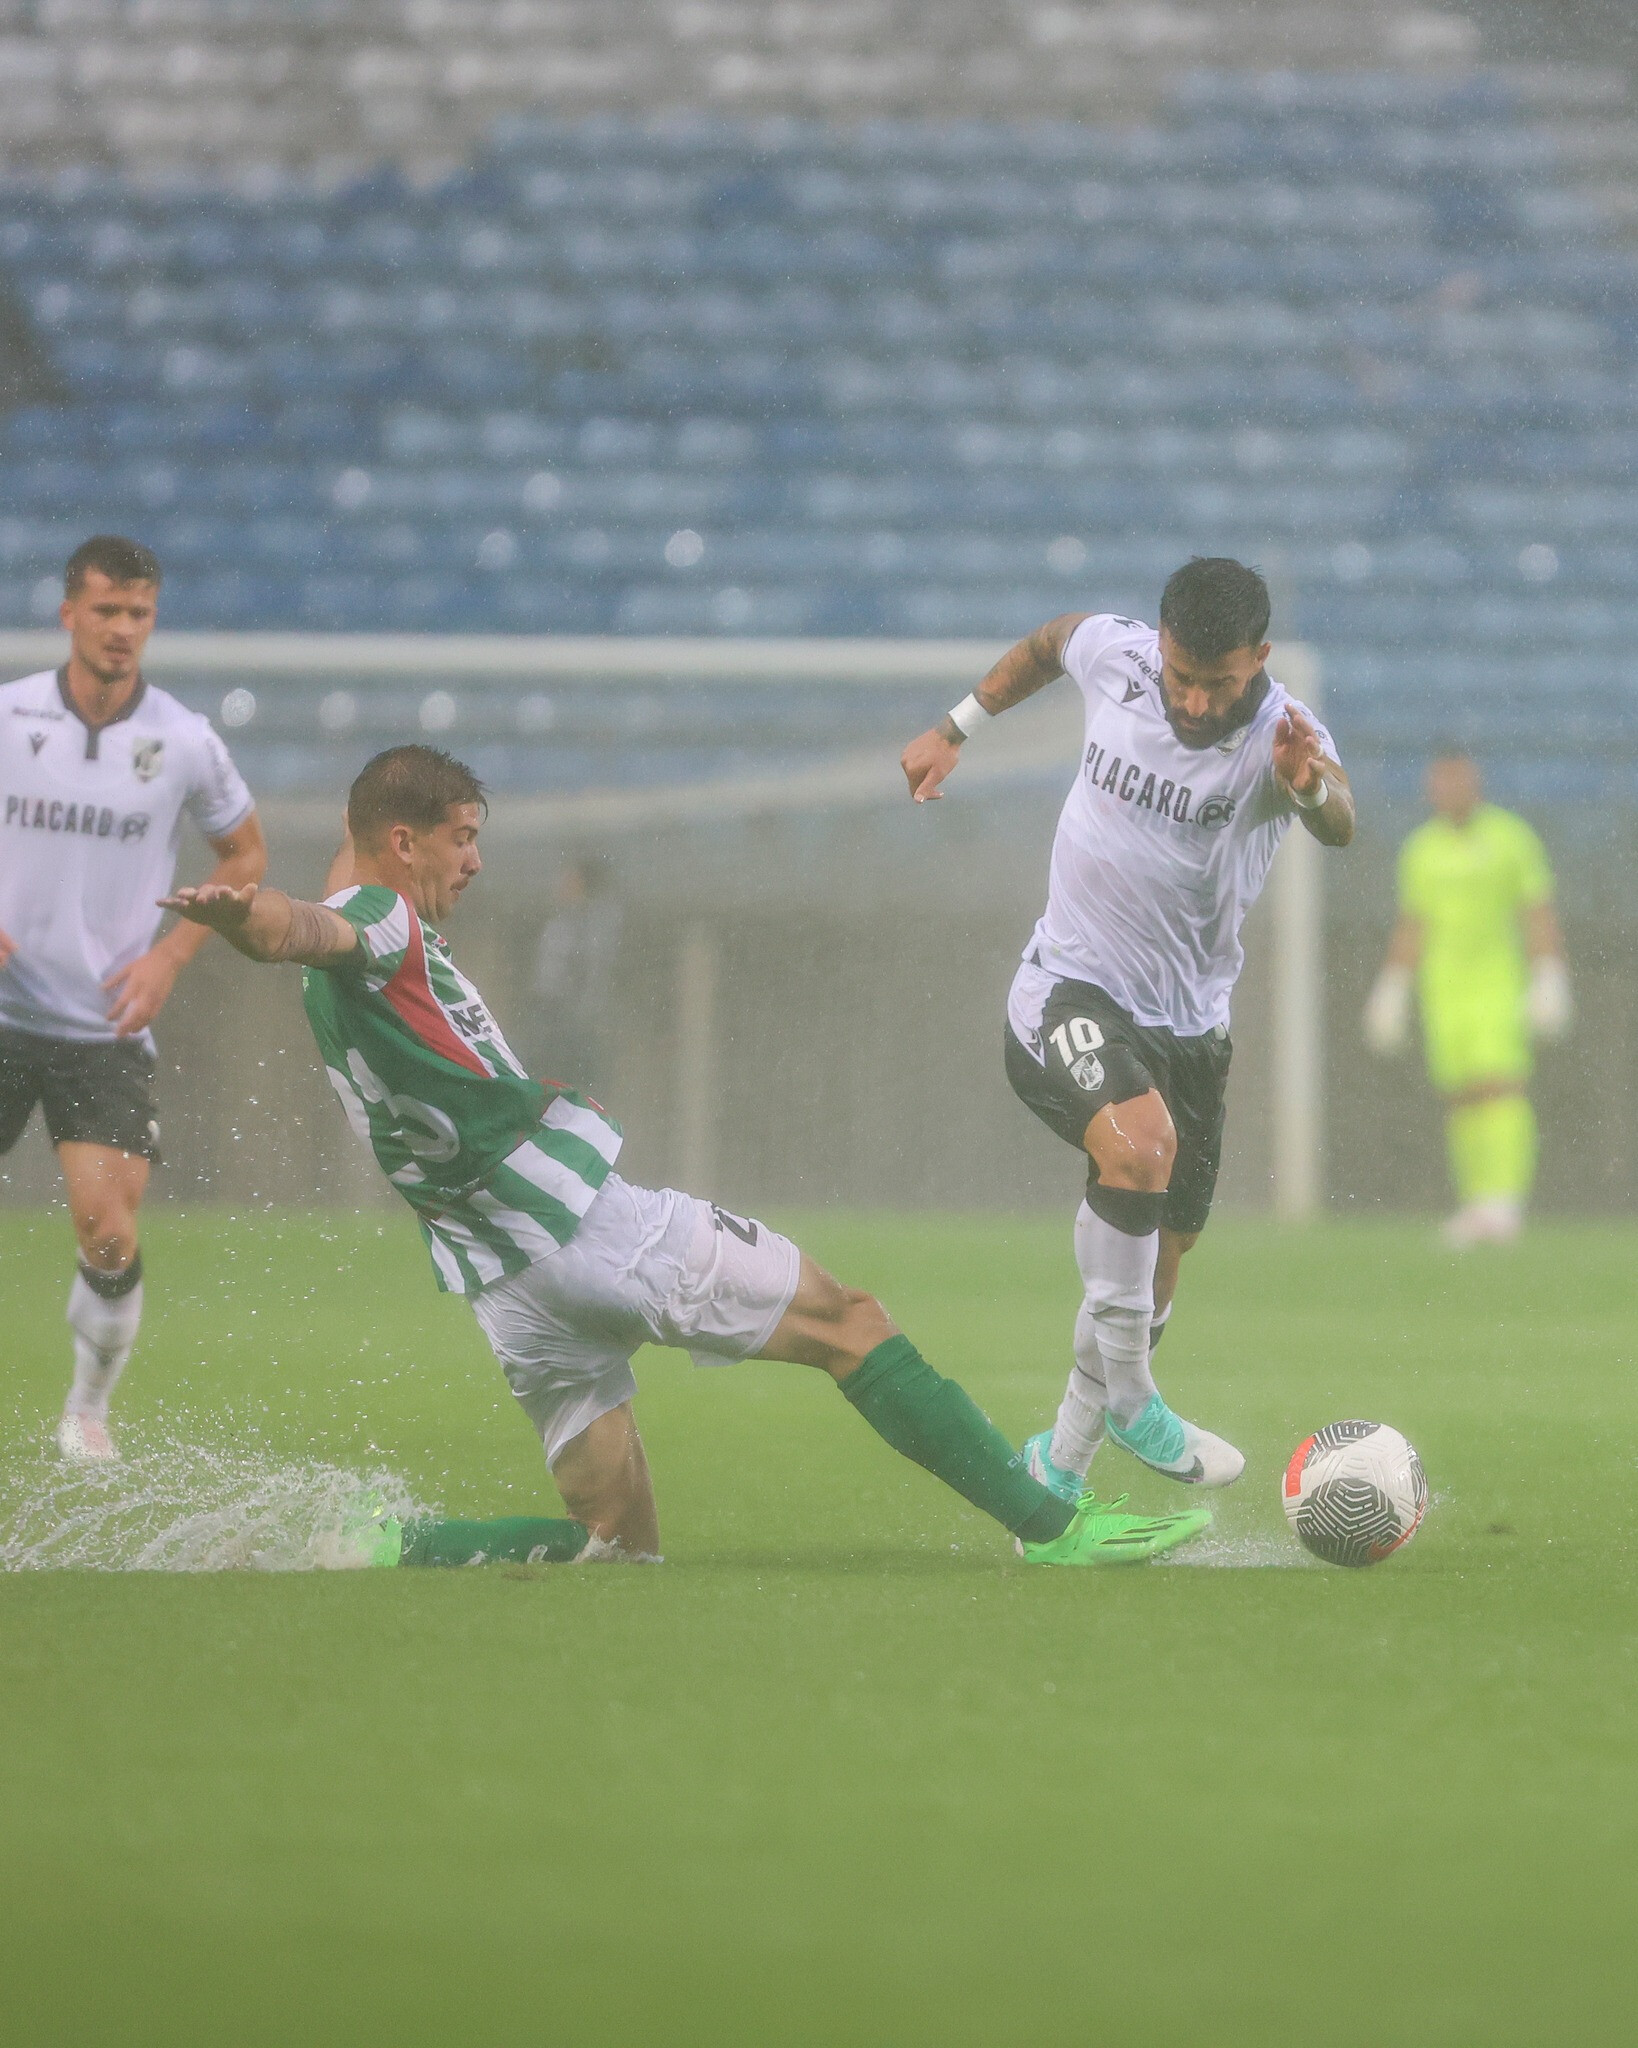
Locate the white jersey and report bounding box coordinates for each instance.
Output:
[0,668,254,1046]
[1010,614,1338,1040]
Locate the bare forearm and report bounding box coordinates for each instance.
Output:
[244,892,354,966]
[935,614,1085,743]
[1298,764,1356,848]
[167,885,356,968]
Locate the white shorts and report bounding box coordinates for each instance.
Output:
[467,1173,802,1466]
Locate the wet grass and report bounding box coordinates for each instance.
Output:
[1,1205,1633,2046]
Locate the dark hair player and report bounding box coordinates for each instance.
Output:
[900,559,1356,1502]
[0,536,267,1459]
[163,743,1215,1569]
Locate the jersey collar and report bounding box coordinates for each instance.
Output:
[56,664,148,762]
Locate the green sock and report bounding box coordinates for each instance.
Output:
[399,1516,589,1567]
[1448,1094,1536,1203]
[838,1335,1074,1543]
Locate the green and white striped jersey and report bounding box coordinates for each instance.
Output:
[301,884,622,1295]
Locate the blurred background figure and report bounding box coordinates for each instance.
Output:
[529,855,623,1099]
[1364,748,1571,1248]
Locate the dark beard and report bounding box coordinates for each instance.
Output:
[1163,668,1272,750]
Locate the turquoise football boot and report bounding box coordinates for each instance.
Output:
[1022,1429,1087,1506]
[1106,1392,1245,1487]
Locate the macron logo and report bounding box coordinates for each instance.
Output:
[1121,680,1146,704]
[27,733,45,755]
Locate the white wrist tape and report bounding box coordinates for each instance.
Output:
[1291,774,1328,811]
[948,692,994,739]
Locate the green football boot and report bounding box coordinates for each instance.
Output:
[337,1489,404,1568]
[1019,1489,1212,1566]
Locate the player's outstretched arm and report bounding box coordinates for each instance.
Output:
[900,612,1087,802]
[159,883,359,968]
[1273,705,1355,847]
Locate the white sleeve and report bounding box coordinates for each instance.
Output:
[1059,615,1129,697]
[184,722,256,839]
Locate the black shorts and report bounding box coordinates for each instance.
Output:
[0,1028,160,1160]
[1004,978,1231,1235]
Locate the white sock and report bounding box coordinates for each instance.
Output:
[66,1266,143,1422]
[1073,1199,1160,1428]
[1150,1301,1173,1352]
[1048,1302,1108,1480]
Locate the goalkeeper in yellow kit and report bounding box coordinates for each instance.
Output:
[1364,749,1571,1247]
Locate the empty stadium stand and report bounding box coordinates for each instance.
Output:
[0,4,1635,799]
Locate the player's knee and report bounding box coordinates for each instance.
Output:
[1088,1093,1176,1193]
[809,1284,896,1377]
[836,1289,895,1367]
[74,1208,137,1270]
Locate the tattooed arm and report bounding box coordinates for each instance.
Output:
[158,882,359,968]
[900,612,1088,802]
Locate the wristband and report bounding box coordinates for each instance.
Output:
[1290,774,1328,811]
[947,692,994,739]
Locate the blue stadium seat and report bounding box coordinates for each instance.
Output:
[2,82,1638,785]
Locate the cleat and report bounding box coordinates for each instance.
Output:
[1019,1489,1213,1566]
[337,1489,404,1568]
[1106,1392,1244,1487]
[1022,1428,1087,1506]
[55,1409,118,1462]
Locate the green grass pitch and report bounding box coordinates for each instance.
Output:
[0,1204,1632,2046]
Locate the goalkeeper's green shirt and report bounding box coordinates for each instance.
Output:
[301,885,622,1295]
[1397,802,1554,1021]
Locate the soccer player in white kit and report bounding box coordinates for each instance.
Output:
[900,558,1355,1501]
[0,536,265,1460]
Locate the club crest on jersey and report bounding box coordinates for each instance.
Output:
[1069,1052,1105,1092]
[132,737,164,782]
[1194,795,1238,829]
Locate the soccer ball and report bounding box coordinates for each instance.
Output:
[1282,1421,1428,1567]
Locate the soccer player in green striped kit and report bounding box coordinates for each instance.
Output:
[165,744,1211,1569]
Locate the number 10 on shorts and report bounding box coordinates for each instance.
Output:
[1049,1015,1107,1095]
[1049,1017,1104,1062]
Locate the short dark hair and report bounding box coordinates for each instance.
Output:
[1159,557,1271,661]
[347,746,488,847]
[65,534,162,595]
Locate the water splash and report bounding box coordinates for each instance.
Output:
[1159,1528,1315,1568]
[0,1431,428,1572]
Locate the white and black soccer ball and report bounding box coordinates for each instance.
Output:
[1282,1421,1428,1567]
